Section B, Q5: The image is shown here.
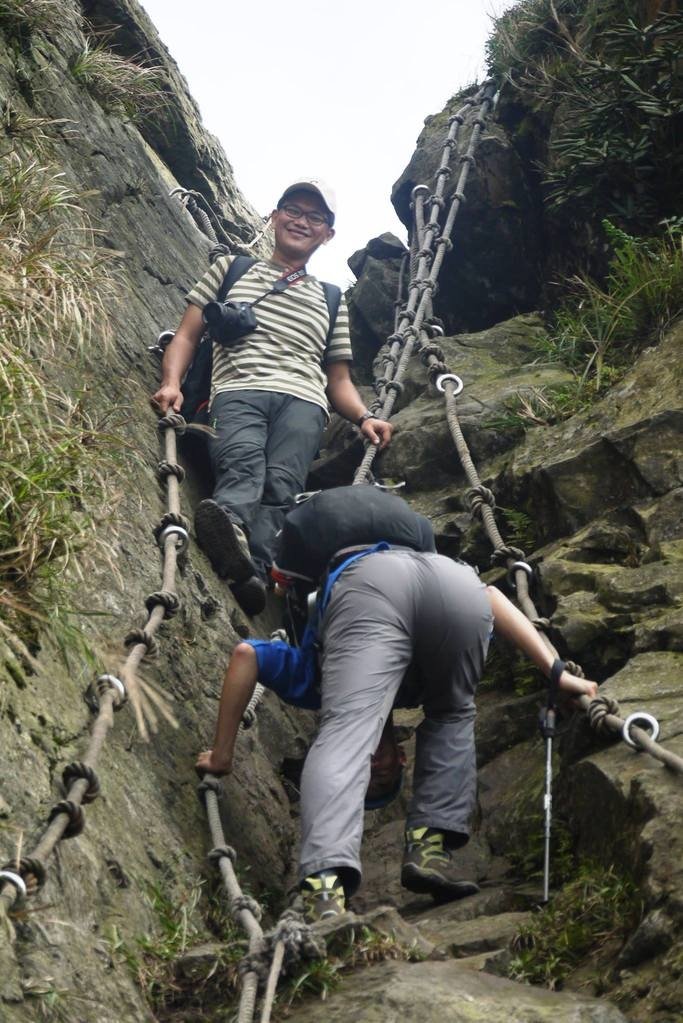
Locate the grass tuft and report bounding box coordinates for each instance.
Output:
[0,145,123,650]
[70,39,166,120]
[509,863,643,989]
[0,0,64,34]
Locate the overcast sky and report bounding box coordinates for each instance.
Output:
[139,0,516,286]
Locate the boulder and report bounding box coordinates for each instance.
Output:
[285,958,628,1022]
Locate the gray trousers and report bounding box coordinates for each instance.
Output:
[299,549,492,894]
[208,390,326,577]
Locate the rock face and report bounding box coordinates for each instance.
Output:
[390,91,543,336]
[1,2,682,1023]
[285,958,629,1023]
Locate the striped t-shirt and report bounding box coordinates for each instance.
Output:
[186,256,352,412]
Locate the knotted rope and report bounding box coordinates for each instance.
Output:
[199,776,264,1023]
[353,81,497,485]
[0,675,125,929]
[115,411,190,739]
[349,82,682,777]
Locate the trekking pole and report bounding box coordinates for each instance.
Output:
[539,659,565,903]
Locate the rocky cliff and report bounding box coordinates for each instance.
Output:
[1,1,681,1022]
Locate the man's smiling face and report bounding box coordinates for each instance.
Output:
[271,189,334,266]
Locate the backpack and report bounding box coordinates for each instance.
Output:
[275,485,436,584]
[180,256,342,426]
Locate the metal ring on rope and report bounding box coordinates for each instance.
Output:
[411,184,429,200]
[157,524,190,553]
[507,560,534,588]
[622,712,661,750]
[0,870,27,900]
[97,674,127,707]
[436,373,464,395]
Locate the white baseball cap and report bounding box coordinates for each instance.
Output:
[277,178,336,225]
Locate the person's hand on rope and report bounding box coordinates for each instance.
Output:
[151,381,184,414]
[196,748,232,777]
[360,416,394,451]
[558,671,598,700]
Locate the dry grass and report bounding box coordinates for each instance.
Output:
[0,148,123,646]
[71,39,166,120]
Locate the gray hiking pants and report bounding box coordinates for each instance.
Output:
[299,549,492,894]
[208,389,326,577]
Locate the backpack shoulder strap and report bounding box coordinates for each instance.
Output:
[216,255,257,303]
[321,281,342,349]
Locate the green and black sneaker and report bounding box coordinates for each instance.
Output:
[300,870,346,923]
[401,826,479,901]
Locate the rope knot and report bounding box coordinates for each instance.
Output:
[123,628,159,658]
[62,762,100,804]
[427,361,450,385]
[157,460,186,483]
[587,695,620,733]
[490,544,526,566]
[435,166,452,179]
[208,844,237,865]
[460,153,477,167]
[157,413,186,436]
[144,589,180,619]
[385,380,404,397]
[467,485,496,518]
[448,113,465,126]
[197,775,223,803]
[436,235,454,253]
[47,799,85,839]
[452,190,467,205]
[231,893,263,922]
[419,342,445,365]
[532,617,551,632]
[428,194,445,210]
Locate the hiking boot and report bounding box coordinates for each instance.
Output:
[194,499,255,582]
[401,826,479,901]
[300,870,346,923]
[230,574,267,616]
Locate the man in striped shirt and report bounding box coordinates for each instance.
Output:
[152,180,393,614]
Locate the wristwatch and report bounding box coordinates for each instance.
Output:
[356,411,375,427]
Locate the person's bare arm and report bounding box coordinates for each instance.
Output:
[486,586,598,698]
[151,303,205,413]
[325,361,394,450]
[196,642,259,775]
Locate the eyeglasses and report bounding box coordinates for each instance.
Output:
[279,203,330,227]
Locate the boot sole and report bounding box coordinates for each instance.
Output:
[401,863,479,901]
[194,500,255,582]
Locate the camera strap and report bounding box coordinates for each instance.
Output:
[250,265,308,308]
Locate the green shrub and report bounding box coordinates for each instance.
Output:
[550,219,683,387]
[487,2,682,235]
[509,863,643,988]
